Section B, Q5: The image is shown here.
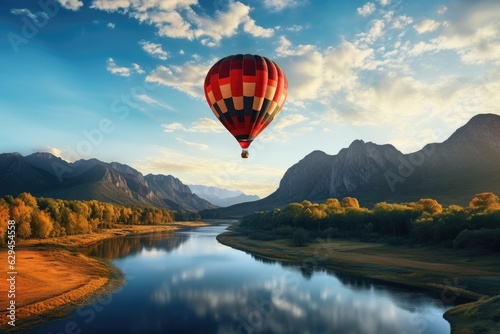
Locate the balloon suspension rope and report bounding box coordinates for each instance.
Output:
[241,149,249,159]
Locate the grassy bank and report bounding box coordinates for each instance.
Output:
[444,296,500,334]
[1,221,207,332]
[217,231,500,333]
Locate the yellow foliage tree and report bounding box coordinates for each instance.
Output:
[469,192,500,211]
[325,198,341,209]
[414,198,443,215]
[341,197,360,209]
[0,200,10,244]
[31,211,54,238]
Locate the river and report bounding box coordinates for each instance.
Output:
[34,223,451,334]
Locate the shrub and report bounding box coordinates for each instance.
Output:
[291,228,309,246]
[453,228,500,252]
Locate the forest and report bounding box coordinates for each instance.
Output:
[238,192,500,252]
[0,192,179,242]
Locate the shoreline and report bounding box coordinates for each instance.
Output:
[17,221,208,249]
[216,231,500,333]
[1,221,208,332]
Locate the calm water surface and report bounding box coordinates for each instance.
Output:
[34,224,451,334]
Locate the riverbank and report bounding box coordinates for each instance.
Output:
[0,221,207,332]
[217,231,500,333]
[0,248,123,332]
[18,221,208,248]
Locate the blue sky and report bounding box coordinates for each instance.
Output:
[1,0,499,197]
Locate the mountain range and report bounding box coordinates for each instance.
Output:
[1,114,499,215]
[0,153,215,211]
[204,113,500,217]
[188,185,260,207]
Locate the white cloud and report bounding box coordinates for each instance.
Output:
[391,15,413,29]
[39,146,65,159]
[57,0,83,11]
[139,40,168,60]
[273,114,308,130]
[10,8,49,23]
[132,63,145,74]
[366,19,385,43]
[276,38,374,101]
[323,41,374,91]
[407,1,500,64]
[437,1,500,64]
[90,0,130,11]
[162,118,224,133]
[190,2,274,45]
[380,0,390,6]
[146,61,211,98]
[357,2,376,17]
[408,41,438,56]
[106,58,144,77]
[437,5,447,15]
[277,50,324,100]
[244,19,274,38]
[414,19,440,34]
[263,0,303,11]
[91,0,272,46]
[135,94,174,110]
[140,9,194,40]
[276,36,316,57]
[286,25,303,32]
[189,118,225,133]
[106,58,131,77]
[175,138,209,150]
[107,22,115,29]
[162,123,184,132]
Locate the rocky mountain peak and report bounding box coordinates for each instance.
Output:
[445,113,500,151]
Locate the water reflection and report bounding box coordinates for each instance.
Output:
[35,224,450,334]
[80,231,189,260]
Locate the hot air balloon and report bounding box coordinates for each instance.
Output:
[203,54,288,158]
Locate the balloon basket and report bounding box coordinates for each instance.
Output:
[241,149,249,158]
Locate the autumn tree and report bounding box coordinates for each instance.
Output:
[74,214,90,234]
[341,197,360,209]
[10,197,35,239]
[469,192,500,211]
[411,198,443,215]
[18,192,38,208]
[325,198,341,210]
[0,200,10,244]
[31,211,54,238]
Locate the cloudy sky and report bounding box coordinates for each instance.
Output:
[1,0,499,197]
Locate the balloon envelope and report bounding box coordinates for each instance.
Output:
[203,54,288,157]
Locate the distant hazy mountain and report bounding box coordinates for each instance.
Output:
[0,154,215,211]
[203,113,500,217]
[188,185,260,207]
